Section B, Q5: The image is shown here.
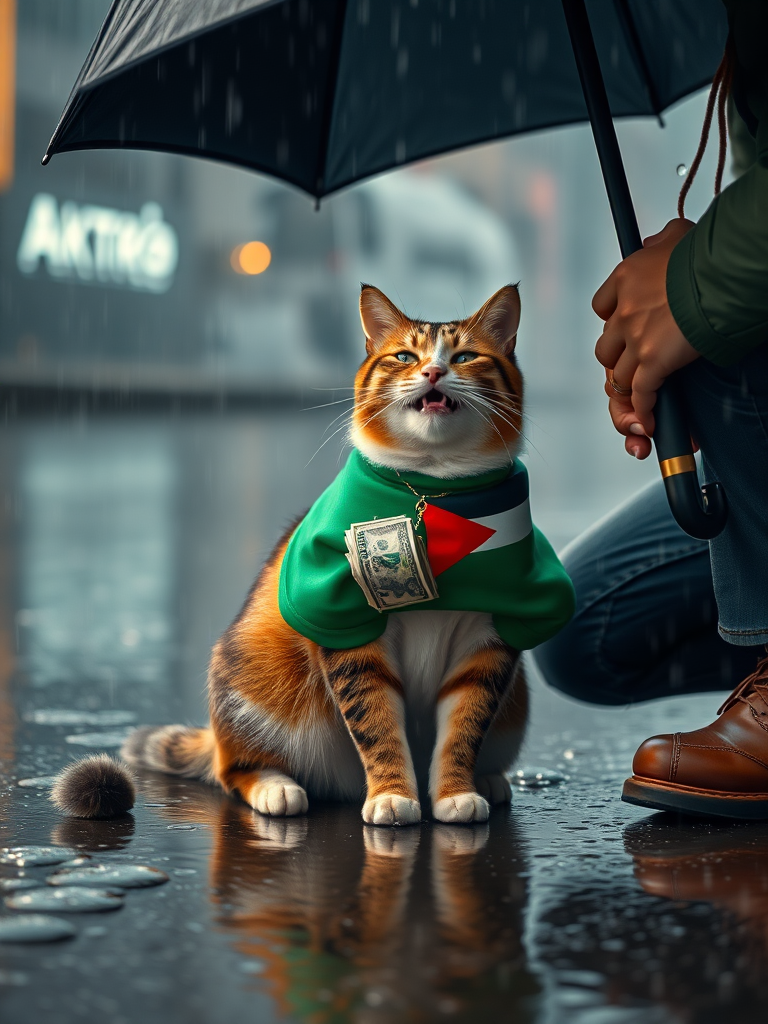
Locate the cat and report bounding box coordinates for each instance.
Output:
[118,283,573,826]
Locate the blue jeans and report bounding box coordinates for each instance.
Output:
[534,346,768,705]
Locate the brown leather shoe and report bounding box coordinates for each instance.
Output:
[622,653,768,819]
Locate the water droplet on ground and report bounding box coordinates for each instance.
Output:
[65,731,131,748]
[17,776,59,789]
[25,709,136,726]
[48,864,169,889]
[0,914,76,943]
[0,846,80,867]
[5,887,124,913]
[0,968,29,985]
[0,879,39,892]
[509,767,566,788]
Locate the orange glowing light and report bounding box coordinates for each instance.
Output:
[231,241,272,275]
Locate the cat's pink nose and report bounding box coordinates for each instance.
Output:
[422,365,446,385]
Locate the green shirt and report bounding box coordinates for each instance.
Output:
[278,450,575,651]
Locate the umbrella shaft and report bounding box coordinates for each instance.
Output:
[561,0,642,258]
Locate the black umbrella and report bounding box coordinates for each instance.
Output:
[43,0,729,539]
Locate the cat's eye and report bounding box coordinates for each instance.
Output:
[453,352,478,364]
[395,351,417,363]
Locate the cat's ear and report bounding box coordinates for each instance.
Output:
[359,285,408,354]
[466,284,521,355]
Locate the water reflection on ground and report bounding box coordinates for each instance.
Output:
[1,412,767,1022]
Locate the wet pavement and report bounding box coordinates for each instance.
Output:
[1,412,767,1023]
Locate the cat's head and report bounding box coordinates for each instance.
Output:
[351,284,523,478]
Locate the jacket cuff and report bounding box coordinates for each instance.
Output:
[666,230,740,366]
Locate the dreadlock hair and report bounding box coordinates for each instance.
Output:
[678,38,735,219]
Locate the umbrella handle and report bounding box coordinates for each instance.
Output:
[561,0,727,539]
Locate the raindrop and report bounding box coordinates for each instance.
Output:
[25,710,136,727]
[48,864,169,889]
[240,960,266,974]
[0,846,80,867]
[509,767,566,789]
[5,887,124,913]
[65,731,131,748]
[0,914,76,943]
[167,824,196,831]
[676,163,688,177]
[0,879,39,892]
[17,776,59,789]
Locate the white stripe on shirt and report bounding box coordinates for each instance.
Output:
[471,498,533,552]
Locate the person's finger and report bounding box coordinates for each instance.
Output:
[629,364,666,435]
[607,348,638,395]
[592,270,619,321]
[602,382,651,458]
[594,317,626,369]
[624,432,652,459]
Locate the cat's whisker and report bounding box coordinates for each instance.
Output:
[462,398,516,467]
[305,418,362,466]
[303,397,356,412]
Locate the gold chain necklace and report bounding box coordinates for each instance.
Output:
[395,471,449,528]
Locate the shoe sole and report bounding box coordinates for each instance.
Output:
[622,776,768,820]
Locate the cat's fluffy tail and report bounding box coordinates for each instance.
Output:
[120,725,215,780]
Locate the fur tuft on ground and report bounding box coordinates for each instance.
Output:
[50,754,137,819]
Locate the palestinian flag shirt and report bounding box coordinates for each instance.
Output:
[278,449,575,651]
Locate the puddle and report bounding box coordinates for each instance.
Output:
[17,776,59,789]
[65,732,132,748]
[5,887,125,913]
[48,864,169,889]
[0,915,77,943]
[509,767,567,788]
[25,710,137,727]
[0,846,80,867]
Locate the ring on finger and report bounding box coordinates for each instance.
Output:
[608,371,632,396]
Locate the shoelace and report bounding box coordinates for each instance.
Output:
[717,653,768,716]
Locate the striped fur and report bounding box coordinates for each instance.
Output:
[121,285,529,824]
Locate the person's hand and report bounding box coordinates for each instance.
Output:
[593,218,700,459]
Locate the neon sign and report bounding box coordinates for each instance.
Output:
[17,194,178,293]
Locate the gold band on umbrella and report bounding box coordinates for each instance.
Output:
[660,455,697,479]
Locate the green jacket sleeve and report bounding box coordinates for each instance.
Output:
[666,129,768,367]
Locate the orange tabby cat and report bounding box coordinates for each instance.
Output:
[122,284,533,825]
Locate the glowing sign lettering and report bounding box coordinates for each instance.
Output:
[17,194,178,293]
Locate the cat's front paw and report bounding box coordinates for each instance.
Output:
[432,792,490,823]
[363,794,421,827]
[251,781,308,817]
[476,773,512,805]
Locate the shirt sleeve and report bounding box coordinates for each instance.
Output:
[666,140,768,366]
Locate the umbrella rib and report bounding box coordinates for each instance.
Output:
[313,0,349,204]
[614,0,665,127]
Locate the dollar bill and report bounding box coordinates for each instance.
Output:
[344,515,439,611]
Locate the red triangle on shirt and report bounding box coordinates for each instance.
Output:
[422,502,496,577]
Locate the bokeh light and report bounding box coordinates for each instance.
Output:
[231,240,272,275]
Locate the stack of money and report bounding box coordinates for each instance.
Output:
[344,515,439,612]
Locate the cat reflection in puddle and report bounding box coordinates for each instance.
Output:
[137,776,537,1018]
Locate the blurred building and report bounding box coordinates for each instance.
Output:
[0,0,519,398]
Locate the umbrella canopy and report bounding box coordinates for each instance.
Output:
[45,0,727,200]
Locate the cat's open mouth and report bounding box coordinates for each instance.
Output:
[411,388,458,414]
